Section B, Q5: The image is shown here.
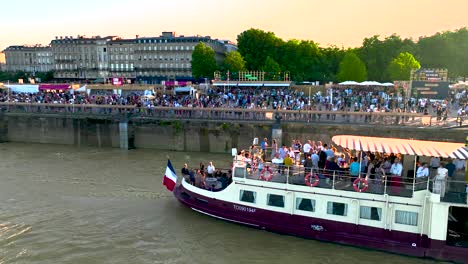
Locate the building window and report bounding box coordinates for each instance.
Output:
[267,194,284,208]
[327,202,347,216]
[395,210,418,226]
[240,190,256,203]
[360,206,382,221]
[296,198,315,212]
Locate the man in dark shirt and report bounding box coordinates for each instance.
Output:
[181,163,195,185]
[445,160,456,178]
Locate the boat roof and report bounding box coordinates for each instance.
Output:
[332,135,468,159]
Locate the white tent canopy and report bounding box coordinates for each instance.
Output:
[358,81,382,86]
[338,81,359,85]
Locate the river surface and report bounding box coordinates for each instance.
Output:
[0,143,442,264]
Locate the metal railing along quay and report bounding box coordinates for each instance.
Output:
[0,102,429,126]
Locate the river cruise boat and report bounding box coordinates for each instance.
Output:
[170,135,468,263]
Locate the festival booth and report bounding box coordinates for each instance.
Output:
[4,84,39,93]
[39,84,71,93]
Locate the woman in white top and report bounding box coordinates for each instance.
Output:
[434,164,448,198]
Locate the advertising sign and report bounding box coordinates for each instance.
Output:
[411,81,449,99]
[112,77,123,86]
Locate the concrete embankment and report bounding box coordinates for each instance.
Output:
[0,114,465,152]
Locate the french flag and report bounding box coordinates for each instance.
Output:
[163,159,177,192]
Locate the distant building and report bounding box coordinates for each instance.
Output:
[219,40,238,53]
[50,35,115,81]
[3,32,236,83]
[3,45,53,73]
[133,31,227,83]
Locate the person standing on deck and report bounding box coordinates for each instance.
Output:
[261,138,268,161]
[390,158,403,194]
[207,161,215,177]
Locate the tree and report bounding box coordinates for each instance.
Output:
[191,42,217,80]
[222,51,246,73]
[237,28,283,70]
[262,56,281,73]
[358,34,416,81]
[388,52,421,80]
[337,52,367,82]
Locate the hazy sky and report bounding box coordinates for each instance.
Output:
[1,0,467,51]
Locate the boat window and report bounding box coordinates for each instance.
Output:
[234,167,246,178]
[395,210,418,226]
[267,194,285,208]
[239,190,256,203]
[327,202,348,216]
[360,206,382,221]
[296,198,315,212]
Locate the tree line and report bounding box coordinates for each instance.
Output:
[192,27,468,83]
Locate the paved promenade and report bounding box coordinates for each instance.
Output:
[1,102,467,128]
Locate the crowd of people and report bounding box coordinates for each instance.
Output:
[229,137,465,195]
[1,86,468,116]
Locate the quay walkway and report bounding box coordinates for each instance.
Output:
[0,102,463,127]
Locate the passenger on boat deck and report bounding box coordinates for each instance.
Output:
[270,139,278,161]
[303,140,312,159]
[416,163,429,178]
[288,147,295,159]
[304,156,313,174]
[283,155,294,176]
[434,164,448,198]
[349,157,360,181]
[207,161,216,177]
[311,150,319,169]
[390,158,403,193]
[430,156,441,170]
[182,163,195,185]
[324,157,341,175]
[235,150,245,164]
[199,162,206,177]
[279,145,287,159]
[337,154,346,167]
[445,160,456,178]
[325,144,335,158]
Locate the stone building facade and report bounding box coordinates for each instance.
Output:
[50,35,114,80]
[4,32,233,83]
[3,45,53,73]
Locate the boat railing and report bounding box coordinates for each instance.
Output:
[233,161,468,201]
[232,162,421,198]
[183,161,467,203]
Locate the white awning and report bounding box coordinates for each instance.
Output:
[332,135,466,159]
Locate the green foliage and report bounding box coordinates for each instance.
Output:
[357,34,417,81]
[0,71,15,82]
[417,28,468,78]
[388,52,421,81]
[191,42,217,79]
[237,28,284,71]
[222,51,246,73]
[337,52,367,82]
[262,56,281,73]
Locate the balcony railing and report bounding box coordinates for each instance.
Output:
[0,102,428,126]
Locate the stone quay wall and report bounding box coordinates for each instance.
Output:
[0,113,465,153]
